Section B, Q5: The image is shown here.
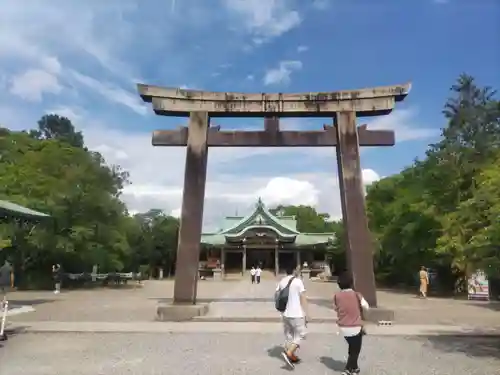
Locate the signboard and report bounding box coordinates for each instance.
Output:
[468,270,490,301]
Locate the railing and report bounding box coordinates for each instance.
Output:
[62,272,143,288]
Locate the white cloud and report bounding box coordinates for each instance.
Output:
[78,115,384,226]
[170,208,182,218]
[0,0,439,230]
[362,169,380,185]
[0,1,137,80]
[45,106,83,122]
[297,45,309,53]
[69,71,148,116]
[257,177,319,207]
[9,69,62,102]
[368,108,439,142]
[40,57,62,75]
[312,0,331,10]
[263,60,303,85]
[224,0,302,40]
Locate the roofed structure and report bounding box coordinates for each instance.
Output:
[199,198,334,276]
[0,200,50,221]
[201,198,334,247]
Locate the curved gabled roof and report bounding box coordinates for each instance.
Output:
[219,198,299,235]
[0,200,50,221]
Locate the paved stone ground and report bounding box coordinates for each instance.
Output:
[200,279,335,321]
[6,280,235,322]
[5,278,500,326]
[307,281,500,326]
[1,332,499,375]
[8,321,500,336]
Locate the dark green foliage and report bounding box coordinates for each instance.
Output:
[366,74,500,291]
[0,115,179,288]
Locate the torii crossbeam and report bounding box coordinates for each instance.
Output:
[138,83,411,309]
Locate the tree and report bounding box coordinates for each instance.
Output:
[30,114,84,148]
[0,120,131,286]
[128,209,179,277]
[269,204,335,233]
[365,74,500,291]
[0,114,181,288]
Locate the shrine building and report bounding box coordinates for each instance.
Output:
[199,198,334,277]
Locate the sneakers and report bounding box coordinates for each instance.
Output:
[281,351,295,369]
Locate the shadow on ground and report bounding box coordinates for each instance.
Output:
[8,299,55,306]
[152,297,334,305]
[416,335,500,359]
[266,345,293,371]
[319,356,346,371]
[0,326,29,348]
[466,301,500,311]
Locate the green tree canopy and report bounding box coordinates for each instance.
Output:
[0,115,179,287]
[366,74,500,290]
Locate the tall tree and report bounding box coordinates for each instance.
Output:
[0,125,130,286]
[30,114,84,148]
[365,74,500,289]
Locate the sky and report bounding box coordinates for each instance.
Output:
[0,0,499,230]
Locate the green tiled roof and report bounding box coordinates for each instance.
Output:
[0,200,50,220]
[201,198,334,247]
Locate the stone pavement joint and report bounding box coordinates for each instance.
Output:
[7,321,500,337]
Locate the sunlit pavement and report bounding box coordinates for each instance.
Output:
[1,332,499,375]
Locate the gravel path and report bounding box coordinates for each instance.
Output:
[1,332,498,375]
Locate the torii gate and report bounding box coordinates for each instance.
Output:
[138,83,410,308]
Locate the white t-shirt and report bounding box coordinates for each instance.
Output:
[276,275,306,318]
[256,268,262,276]
[250,268,256,276]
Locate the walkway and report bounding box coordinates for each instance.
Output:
[1,331,499,374]
[199,278,337,321]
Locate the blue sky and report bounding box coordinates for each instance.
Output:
[0,0,498,227]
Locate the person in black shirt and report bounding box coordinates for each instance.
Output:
[52,264,62,294]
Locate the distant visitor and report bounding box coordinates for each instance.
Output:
[418,266,429,299]
[255,266,262,284]
[52,264,63,294]
[250,266,256,284]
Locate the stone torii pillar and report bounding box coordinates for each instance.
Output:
[138,82,410,315]
[335,111,377,305]
[172,111,209,304]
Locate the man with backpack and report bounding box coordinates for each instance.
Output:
[275,264,309,369]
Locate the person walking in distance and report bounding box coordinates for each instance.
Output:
[52,264,62,294]
[419,266,429,298]
[250,266,256,284]
[275,264,308,369]
[333,272,369,375]
[255,265,262,284]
